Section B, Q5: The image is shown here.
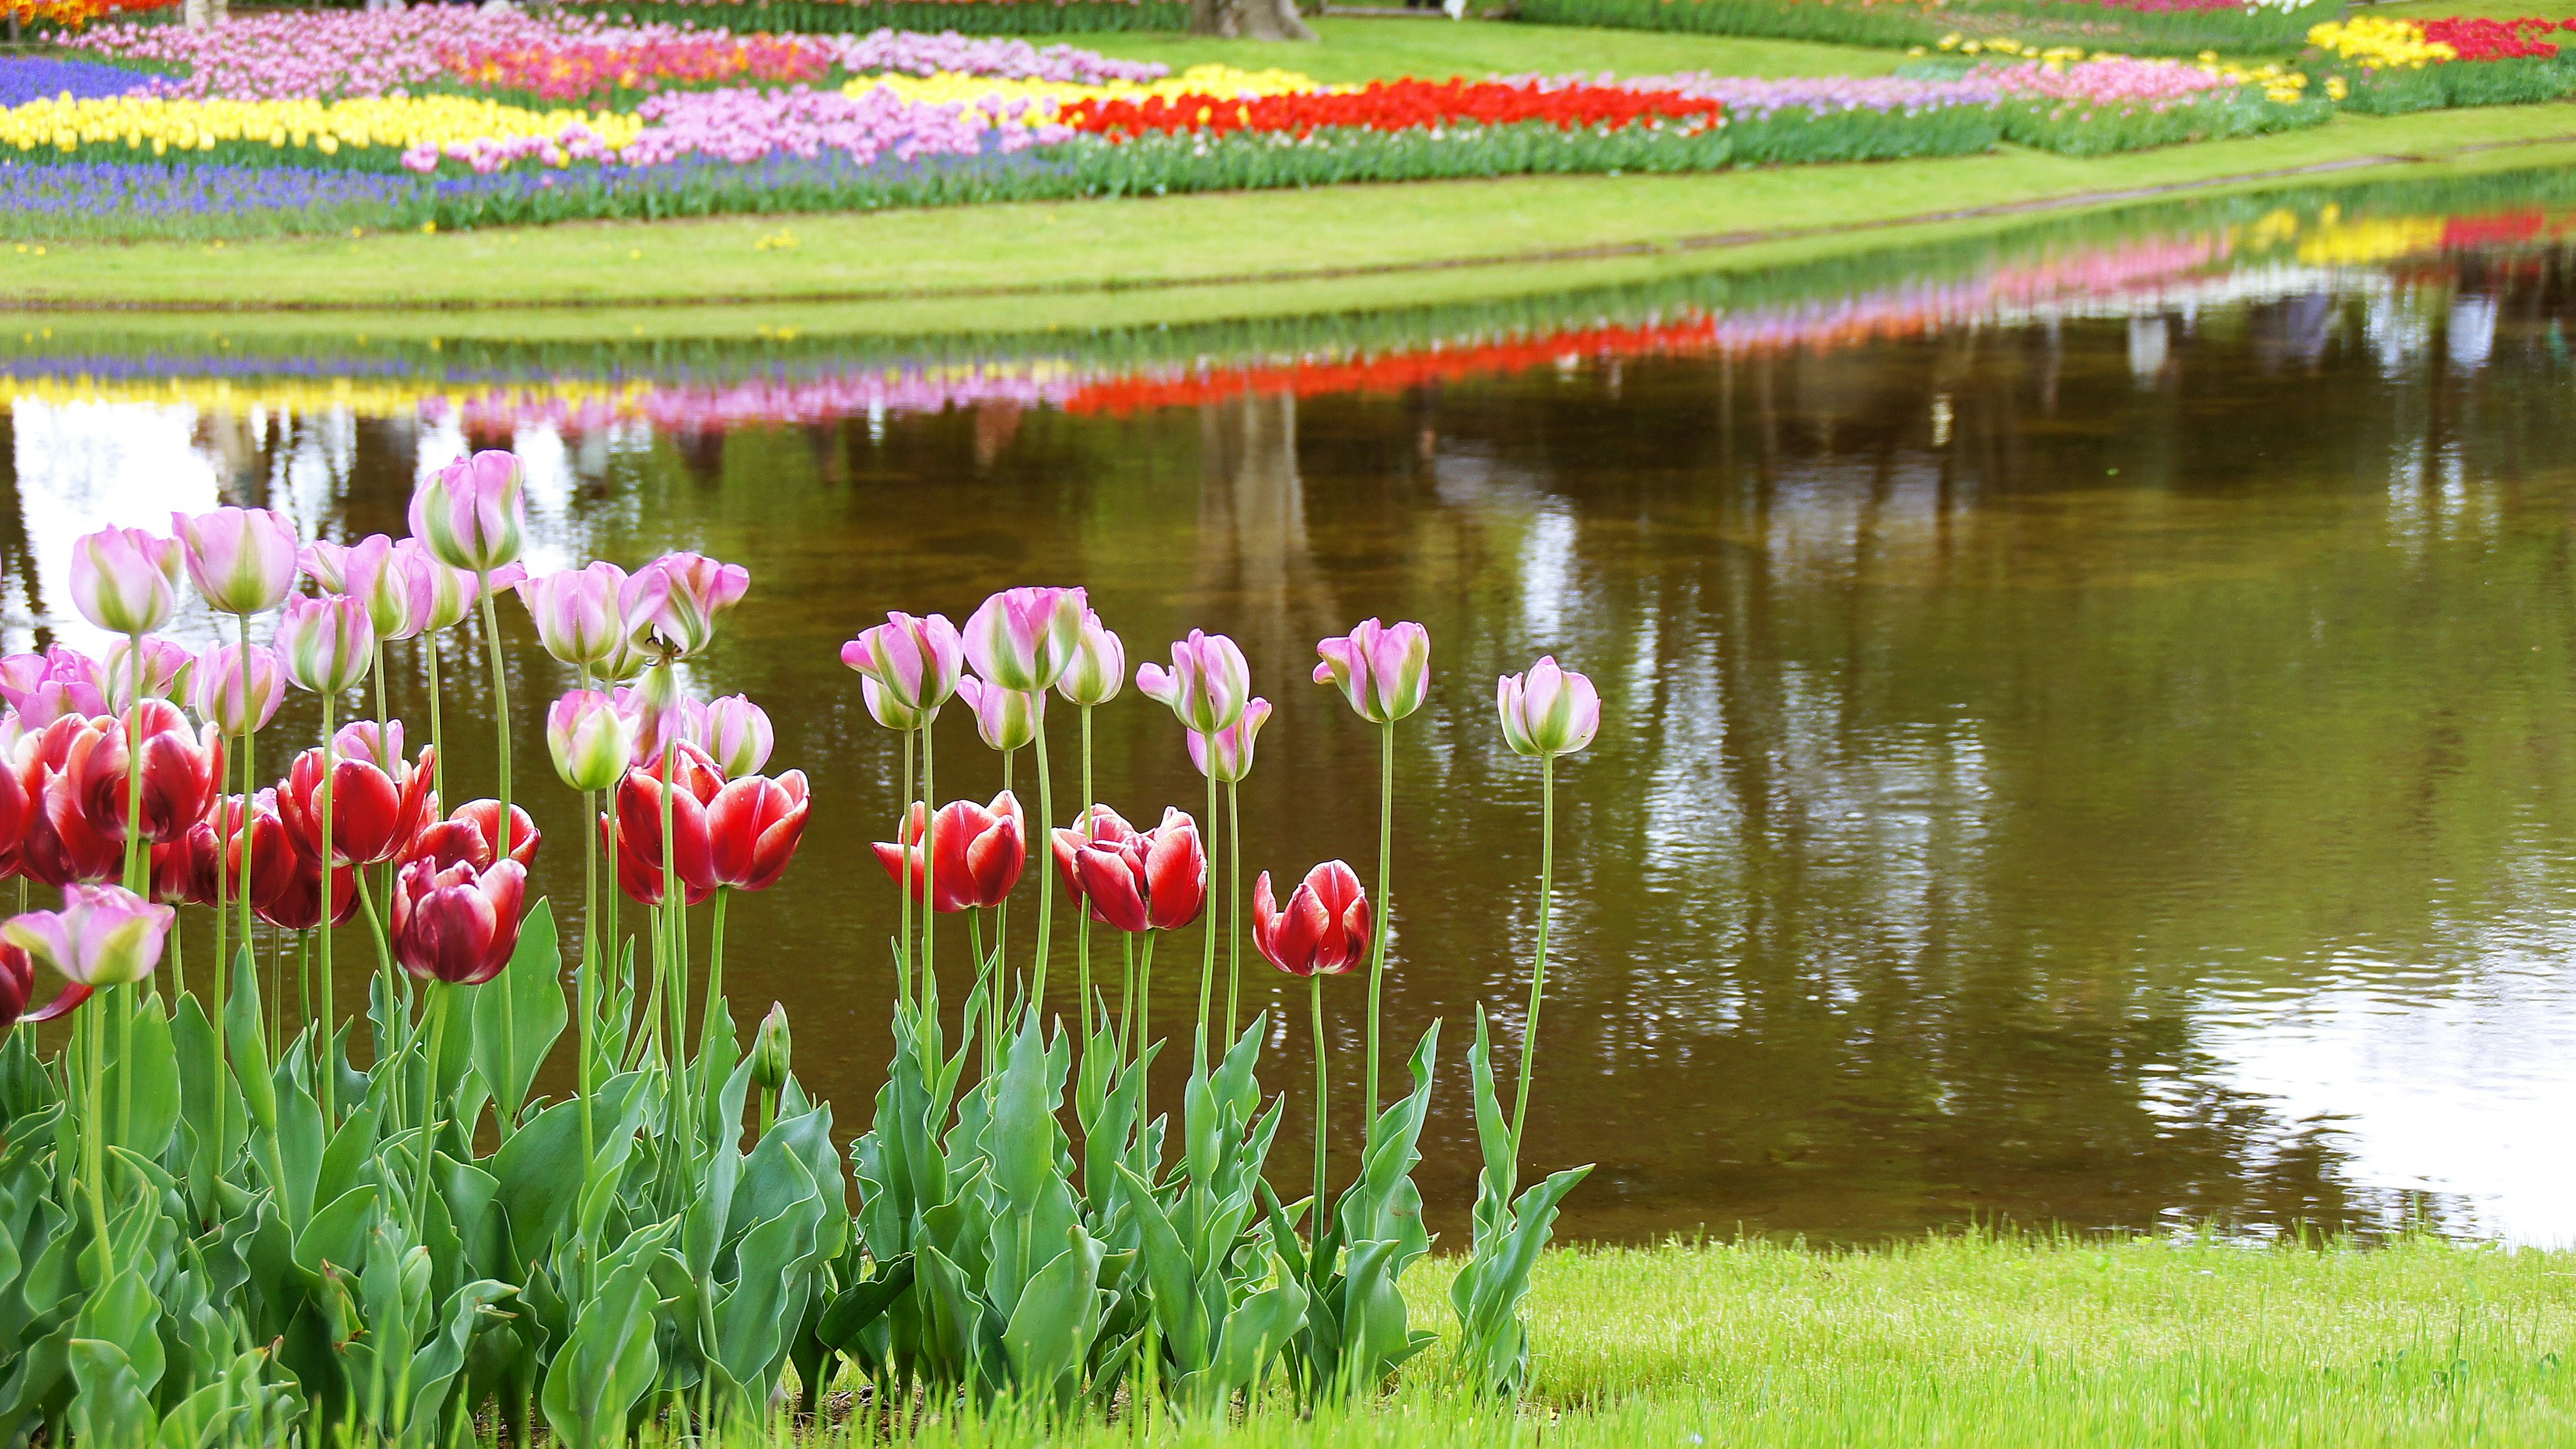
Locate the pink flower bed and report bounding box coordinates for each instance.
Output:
[1984,56,2236,105]
[615,83,1069,166]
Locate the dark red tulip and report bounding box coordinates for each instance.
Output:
[1049,804,1138,901]
[278,727,437,867]
[392,856,527,986]
[0,941,90,1033]
[405,798,541,873]
[150,822,217,907]
[873,792,1022,913]
[227,790,355,930]
[1252,861,1371,979]
[608,741,723,906]
[1054,806,1205,934]
[21,769,122,887]
[0,743,33,871]
[64,701,222,845]
[707,771,808,892]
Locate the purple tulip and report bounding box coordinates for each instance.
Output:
[0,647,107,727]
[1186,697,1271,784]
[69,526,182,637]
[1054,608,1124,707]
[3,883,173,987]
[517,561,670,667]
[275,595,375,696]
[547,689,634,792]
[1497,657,1601,759]
[409,449,527,574]
[104,636,193,711]
[839,610,963,731]
[962,586,1087,693]
[172,506,299,616]
[956,675,1042,752]
[190,642,286,736]
[1314,619,1430,725]
[639,551,749,659]
[701,694,773,780]
[1136,630,1250,735]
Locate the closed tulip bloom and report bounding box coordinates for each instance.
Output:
[873,792,1022,913]
[1185,698,1271,784]
[0,647,107,727]
[190,643,286,737]
[392,857,527,986]
[0,940,91,1033]
[841,611,964,729]
[299,539,354,594]
[406,799,541,873]
[403,539,484,633]
[104,636,193,711]
[1049,802,1137,900]
[518,560,670,666]
[701,694,773,780]
[174,506,299,616]
[956,676,1042,752]
[215,791,352,931]
[334,535,439,642]
[0,745,31,871]
[750,1002,792,1093]
[276,594,375,696]
[150,825,215,908]
[639,551,750,659]
[608,741,724,906]
[410,449,527,574]
[963,586,1087,693]
[278,730,437,867]
[1496,656,1602,759]
[547,690,634,792]
[70,526,183,637]
[1057,805,1205,933]
[1253,861,1371,978]
[21,764,121,888]
[1136,630,1250,735]
[708,771,810,892]
[1055,609,1124,707]
[1313,619,1431,724]
[66,700,223,844]
[3,883,173,987]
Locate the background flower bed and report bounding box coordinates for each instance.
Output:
[559,0,1191,34]
[1505,0,2342,62]
[2300,15,2576,113]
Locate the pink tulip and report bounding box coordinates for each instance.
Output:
[517,560,670,667]
[190,643,286,737]
[1054,608,1124,706]
[1185,698,1271,784]
[1496,657,1601,759]
[410,449,526,574]
[547,690,635,793]
[0,647,107,727]
[103,636,193,711]
[700,694,773,779]
[3,883,174,987]
[956,676,1042,752]
[173,506,300,616]
[1136,629,1250,735]
[69,527,182,637]
[275,595,375,696]
[961,586,1086,692]
[614,667,692,766]
[1313,619,1430,725]
[840,610,963,730]
[400,539,486,633]
[638,551,749,660]
[338,535,437,641]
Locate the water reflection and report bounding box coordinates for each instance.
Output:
[5,165,2575,1244]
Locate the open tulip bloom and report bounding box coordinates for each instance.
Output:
[874,792,1023,914]
[1136,629,1250,736]
[1314,618,1432,726]
[3,883,172,989]
[962,586,1087,694]
[839,610,964,727]
[1054,806,1205,934]
[519,559,672,667]
[0,647,107,727]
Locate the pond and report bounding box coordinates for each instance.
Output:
[7,162,2575,1246]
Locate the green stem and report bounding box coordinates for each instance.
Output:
[233,612,255,1051]
[657,733,684,1153]
[318,692,337,1124]
[1364,719,1393,1126]
[996,748,1014,1024]
[371,639,386,729]
[425,637,445,807]
[1195,770,1217,1070]
[578,790,598,1171]
[1031,712,1055,1026]
[700,887,730,1112]
[1225,779,1242,1044]
[1136,932,1155,1128]
[118,633,145,894]
[352,866,399,1067]
[969,908,993,1079]
[898,727,914,1008]
[1310,974,1328,1225]
[411,984,449,1247]
[476,578,512,859]
[1077,704,1093,1036]
[1506,755,1556,1173]
[83,994,110,1264]
[1118,932,1135,1068]
[922,722,938,1032]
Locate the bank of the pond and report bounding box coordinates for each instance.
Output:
[9,103,2572,315]
[843,1234,2576,1448]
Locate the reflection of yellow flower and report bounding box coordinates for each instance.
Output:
[2295,214,2447,266]
[849,64,1334,127]
[0,94,641,156]
[2307,17,2456,68]
[3,375,649,416]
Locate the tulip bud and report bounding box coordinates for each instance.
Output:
[1136,630,1250,735]
[191,643,286,736]
[619,665,691,765]
[103,636,191,711]
[411,449,527,574]
[700,694,773,780]
[751,1002,792,1092]
[963,586,1087,693]
[841,610,964,729]
[339,534,440,642]
[548,689,635,793]
[3,883,174,987]
[1496,656,1601,759]
[276,595,375,696]
[173,506,300,617]
[639,551,749,660]
[956,676,1042,752]
[70,527,182,637]
[1186,698,1271,784]
[1055,608,1124,706]
[1314,618,1430,725]
[402,539,483,633]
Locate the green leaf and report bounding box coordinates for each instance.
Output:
[290,1184,380,1279]
[491,1097,584,1268]
[815,1255,914,1352]
[470,899,566,1130]
[106,996,181,1161]
[538,1220,674,1449]
[1000,1227,1105,1412]
[223,947,274,1134]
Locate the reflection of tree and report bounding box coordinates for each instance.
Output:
[1190,392,1338,679]
[0,409,43,646]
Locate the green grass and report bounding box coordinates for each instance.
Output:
[784,1233,2576,1448]
[11,103,2573,318]
[1079,15,1907,80]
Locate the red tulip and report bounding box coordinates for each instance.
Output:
[392,857,527,985]
[64,700,222,845]
[150,822,216,907]
[1049,804,1138,899]
[873,792,1022,913]
[0,941,90,1032]
[21,769,121,888]
[1053,806,1205,934]
[707,771,808,892]
[405,798,541,873]
[607,741,722,906]
[278,728,437,867]
[261,851,359,932]
[1252,861,1371,979]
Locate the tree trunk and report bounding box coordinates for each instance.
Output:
[1189,0,1316,39]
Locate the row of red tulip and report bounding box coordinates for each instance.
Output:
[1057,76,1725,140]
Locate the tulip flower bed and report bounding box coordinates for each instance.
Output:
[2300,15,2576,114]
[560,0,1192,34]
[0,443,1608,1443]
[1508,0,2340,62]
[4,0,176,36]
